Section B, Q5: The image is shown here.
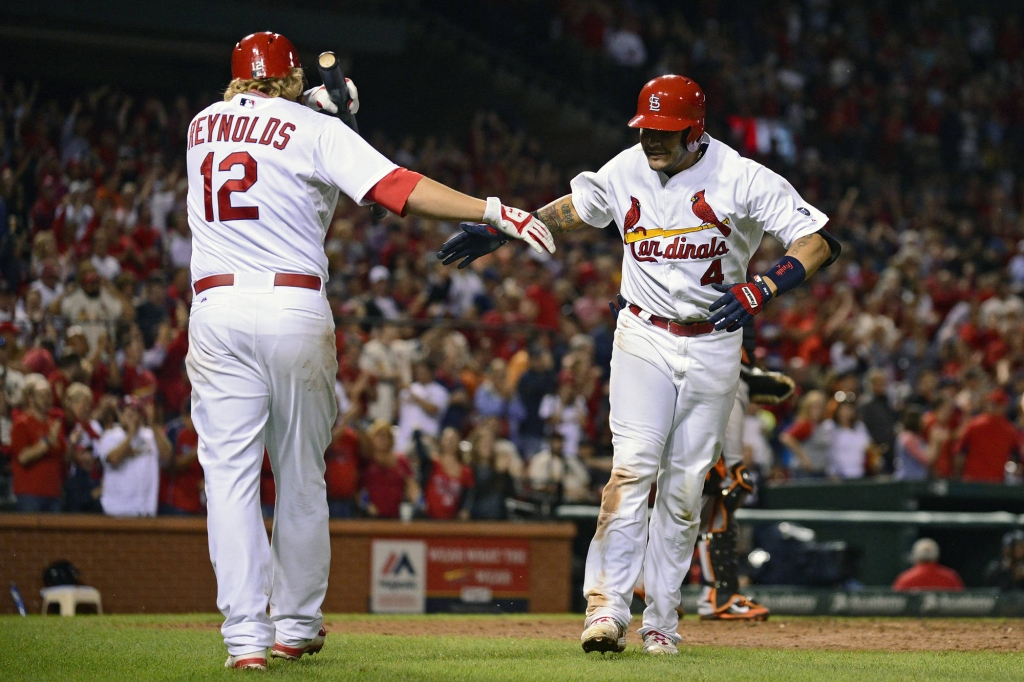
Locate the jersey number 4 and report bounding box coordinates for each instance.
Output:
[700,259,724,286]
[200,151,259,222]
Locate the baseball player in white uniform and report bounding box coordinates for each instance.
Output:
[187,32,555,670]
[437,74,839,654]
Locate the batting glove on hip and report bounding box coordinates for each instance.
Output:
[708,275,773,332]
[483,197,556,255]
[437,223,508,269]
[304,79,359,115]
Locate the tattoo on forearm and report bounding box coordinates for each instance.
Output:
[534,196,584,234]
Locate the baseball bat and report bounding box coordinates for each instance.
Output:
[317,51,389,222]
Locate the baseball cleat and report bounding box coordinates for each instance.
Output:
[698,590,770,621]
[641,630,679,655]
[580,616,626,653]
[270,627,326,660]
[224,652,268,670]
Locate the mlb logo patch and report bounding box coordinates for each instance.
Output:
[238,98,255,109]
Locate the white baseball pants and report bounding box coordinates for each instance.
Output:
[186,278,337,657]
[583,309,740,642]
[722,379,750,469]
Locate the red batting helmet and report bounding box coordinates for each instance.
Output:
[231,32,301,80]
[628,75,706,151]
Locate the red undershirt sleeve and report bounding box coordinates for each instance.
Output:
[364,168,425,217]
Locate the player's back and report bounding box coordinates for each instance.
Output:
[185,93,394,282]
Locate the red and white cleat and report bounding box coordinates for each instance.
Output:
[224,652,268,670]
[580,616,626,654]
[270,627,326,661]
[641,630,679,655]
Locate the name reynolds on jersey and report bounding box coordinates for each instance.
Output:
[187,114,295,151]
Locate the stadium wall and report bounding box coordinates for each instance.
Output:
[0,515,575,615]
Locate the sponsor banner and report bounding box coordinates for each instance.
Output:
[370,539,426,614]
[425,538,530,600]
[670,587,1024,617]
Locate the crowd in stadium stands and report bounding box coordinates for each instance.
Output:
[1,0,1024,522]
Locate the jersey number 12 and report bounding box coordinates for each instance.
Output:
[200,151,259,222]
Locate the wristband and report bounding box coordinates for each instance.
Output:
[762,255,806,297]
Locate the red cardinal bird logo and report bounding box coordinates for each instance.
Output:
[690,190,731,237]
[623,196,642,231]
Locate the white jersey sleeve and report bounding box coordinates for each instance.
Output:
[569,160,615,228]
[745,166,828,248]
[313,119,397,206]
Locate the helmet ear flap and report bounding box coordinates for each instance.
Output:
[684,123,705,152]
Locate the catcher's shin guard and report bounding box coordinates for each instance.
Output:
[696,462,769,621]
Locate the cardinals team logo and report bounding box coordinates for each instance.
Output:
[621,194,732,264]
[690,190,731,236]
[648,94,661,111]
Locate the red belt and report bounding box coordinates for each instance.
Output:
[193,273,322,295]
[628,304,715,338]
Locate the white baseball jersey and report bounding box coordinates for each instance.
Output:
[570,134,827,321]
[185,93,397,281]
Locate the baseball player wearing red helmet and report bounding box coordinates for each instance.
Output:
[438,74,839,654]
[190,32,555,671]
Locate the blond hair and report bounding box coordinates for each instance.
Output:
[224,67,304,102]
[65,382,94,407]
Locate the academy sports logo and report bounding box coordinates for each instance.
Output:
[649,94,661,111]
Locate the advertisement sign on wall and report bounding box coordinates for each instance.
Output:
[370,539,426,613]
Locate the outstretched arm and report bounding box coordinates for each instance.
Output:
[532,195,591,235]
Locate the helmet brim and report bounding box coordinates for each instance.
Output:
[627,114,696,131]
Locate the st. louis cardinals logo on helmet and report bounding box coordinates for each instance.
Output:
[648,94,661,111]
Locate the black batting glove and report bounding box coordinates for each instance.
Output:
[707,276,773,332]
[436,223,509,269]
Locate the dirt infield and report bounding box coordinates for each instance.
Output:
[318,615,1024,653]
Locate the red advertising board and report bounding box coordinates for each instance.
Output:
[425,537,530,599]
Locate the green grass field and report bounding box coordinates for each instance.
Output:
[2,614,1022,682]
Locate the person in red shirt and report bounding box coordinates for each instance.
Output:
[10,374,68,512]
[955,389,1021,482]
[159,402,204,515]
[359,419,419,518]
[419,427,475,520]
[325,424,360,518]
[893,538,965,592]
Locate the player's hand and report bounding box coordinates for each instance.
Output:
[303,79,359,116]
[483,197,555,255]
[708,276,773,332]
[436,223,508,269]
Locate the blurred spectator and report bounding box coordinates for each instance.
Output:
[987,530,1024,591]
[360,419,419,518]
[539,372,588,459]
[860,369,898,471]
[467,422,521,520]
[893,538,964,592]
[894,406,944,481]
[955,389,1021,482]
[474,358,513,424]
[135,273,169,349]
[396,360,449,454]
[416,427,475,520]
[779,390,830,478]
[95,396,171,517]
[515,345,556,459]
[10,373,66,512]
[58,266,122,351]
[158,399,203,516]
[826,398,875,479]
[325,416,360,519]
[364,265,400,320]
[360,324,401,423]
[526,432,591,504]
[61,382,102,513]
